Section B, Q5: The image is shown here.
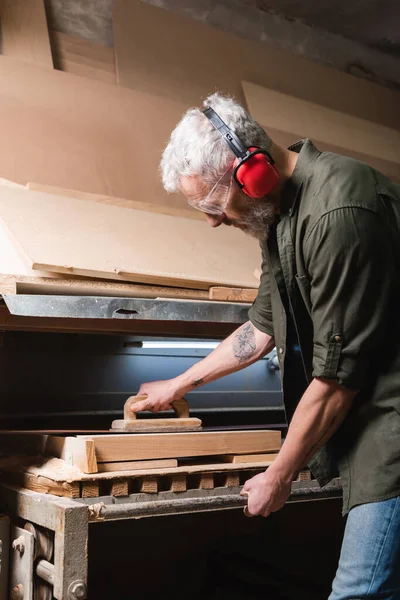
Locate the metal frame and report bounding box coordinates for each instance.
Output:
[0,484,88,599]
[3,295,250,324]
[0,478,342,598]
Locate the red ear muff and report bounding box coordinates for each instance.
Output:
[233,147,280,198]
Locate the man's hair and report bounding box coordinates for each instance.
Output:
[160,92,272,193]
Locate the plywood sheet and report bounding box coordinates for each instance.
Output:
[242,81,400,168]
[0,186,260,289]
[0,221,64,278]
[52,32,116,85]
[113,0,400,130]
[26,182,203,220]
[0,56,190,209]
[0,0,53,68]
[113,1,400,180]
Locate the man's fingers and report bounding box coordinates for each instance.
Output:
[130,399,152,413]
[240,490,252,517]
[130,399,173,413]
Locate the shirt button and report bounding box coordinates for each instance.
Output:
[279,347,284,354]
[334,335,342,342]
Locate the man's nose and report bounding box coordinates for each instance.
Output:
[206,214,225,227]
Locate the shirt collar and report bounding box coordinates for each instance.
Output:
[280,139,321,216]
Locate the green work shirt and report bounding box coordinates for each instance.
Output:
[248,139,400,514]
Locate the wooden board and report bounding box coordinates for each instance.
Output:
[110,417,202,432]
[0,221,60,278]
[26,182,204,220]
[0,275,209,300]
[78,430,281,462]
[0,0,53,68]
[0,186,260,289]
[113,0,400,181]
[98,459,178,473]
[242,81,400,171]
[52,32,116,85]
[44,436,98,474]
[222,453,278,463]
[209,287,258,303]
[0,55,190,209]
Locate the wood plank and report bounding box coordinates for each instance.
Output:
[82,430,281,463]
[242,81,400,172]
[139,476,158,494]
[0,451,274,484]
[52,32,116,85]
[222,453,279,464]
[81,481,99,498]
[0,55,191,210]
[209,287,258,303]
[98,459,178,473]
[0,0,53,68]
[26,183,204,220]
[224,472,240,487]
[44,436,98,474]
[60,461,276,481]
[84,440,98,474]
[0,274,208,301]
[197,473,214,490]
[296,470,312,482]
[169,474,187,493]
[16,472,80,498]
[0,186,260,289]
[111,479,129,497]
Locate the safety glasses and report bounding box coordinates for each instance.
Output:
[187,167,233,216]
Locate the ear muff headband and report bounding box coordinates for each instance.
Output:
[202,106,280,198]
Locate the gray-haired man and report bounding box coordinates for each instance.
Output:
[132,94,400,599]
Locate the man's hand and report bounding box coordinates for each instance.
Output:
[130,379,182,414]
[240,467,292,517]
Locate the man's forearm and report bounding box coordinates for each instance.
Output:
[269,378,357,483]
[175,321,274,395]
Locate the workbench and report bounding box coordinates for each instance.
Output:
[0,295,343,599]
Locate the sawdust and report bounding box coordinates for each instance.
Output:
[0,454,83,481]
[28,457,82,480]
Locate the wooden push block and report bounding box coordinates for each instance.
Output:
[111,395,202,432]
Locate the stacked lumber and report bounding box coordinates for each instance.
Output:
[0,430,284,498]
[0,182,259,302]
[0,1,397,300]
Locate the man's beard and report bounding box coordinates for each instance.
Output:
[224,199,275,241]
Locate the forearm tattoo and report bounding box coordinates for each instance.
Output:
[233,323,257,364]
[191,378,204,387]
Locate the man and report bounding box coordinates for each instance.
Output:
[131,93,400,598]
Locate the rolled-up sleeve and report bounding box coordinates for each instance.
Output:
[248,249,274,336]
[305,207,393,389]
